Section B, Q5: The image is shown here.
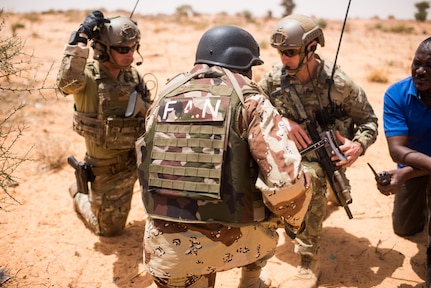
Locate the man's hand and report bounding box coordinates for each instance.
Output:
[377,169,404,196]
[282,118,311,150]
[332,131,363,168]
[80,10,110,39]
[377,166,428,196]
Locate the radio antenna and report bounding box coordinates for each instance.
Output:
[130,0,140,19]
[326,0,352,117]
[330,0,352,80]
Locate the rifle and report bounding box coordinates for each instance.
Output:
[67,155,94,194]
[367,163,391,186]
[302,121,353,219]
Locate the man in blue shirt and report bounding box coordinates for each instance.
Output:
[379,37,431,288]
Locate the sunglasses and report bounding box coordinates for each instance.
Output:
[280,49,301,57]
[111,44,138,54]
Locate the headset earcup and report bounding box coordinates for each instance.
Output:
[305,45,316,55]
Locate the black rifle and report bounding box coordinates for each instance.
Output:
[303,121,353,219]
[67,155,94,194]
[367,163,391,186]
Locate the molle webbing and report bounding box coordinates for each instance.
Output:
[141,68,268,224]
[73,111,103,144]
[149,97,229,200]
[73,111,145,149]
[74,63,146,149]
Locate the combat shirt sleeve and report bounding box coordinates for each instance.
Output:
[332,67,378,155]
[244,93,312,231]
[257,63,283,97]
[56,44,90,96]
[350,86,379,154]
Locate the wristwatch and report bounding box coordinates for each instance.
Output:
[68,30,88,45]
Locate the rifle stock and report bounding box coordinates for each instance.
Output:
[303,122,353,219]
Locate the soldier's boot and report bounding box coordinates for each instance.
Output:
[283,255,320,288]
[69,182,78,198]
[238,266,273,288]
[426,246,431,288]
[69,183,100,234]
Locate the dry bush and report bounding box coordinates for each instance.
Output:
[11,22,24,34]
[0,11,57,206]
[375,23,415,34]
[35,134,71,171]
[367,69,389,83]
[22,12,41,23]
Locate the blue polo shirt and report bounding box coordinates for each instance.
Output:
[383,76,431,158]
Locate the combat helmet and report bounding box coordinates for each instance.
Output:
[270,14,324,50]
[195,25,263,73]
[92,16,140,68]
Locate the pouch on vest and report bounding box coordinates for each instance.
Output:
[148,96,231,200]
[73,112,145,150]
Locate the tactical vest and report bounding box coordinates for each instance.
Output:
[137,66,267,225]
[73,63,147,150]
[271,60,354,139]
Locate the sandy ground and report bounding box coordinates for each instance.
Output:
[1,10,431,288]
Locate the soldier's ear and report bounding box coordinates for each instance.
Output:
[305,41,318,54]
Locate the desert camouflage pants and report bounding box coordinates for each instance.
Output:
[73,154,137,237]
[144,217,279,286]
[152,273,217,288]
[289,161,327,257]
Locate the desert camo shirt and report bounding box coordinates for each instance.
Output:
[141,64,311,279]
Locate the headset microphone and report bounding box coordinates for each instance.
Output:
[136,50,143,66]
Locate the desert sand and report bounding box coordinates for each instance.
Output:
[1,9,431,288]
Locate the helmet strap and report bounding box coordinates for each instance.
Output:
[284,46,311,75]
[105,47,133,70]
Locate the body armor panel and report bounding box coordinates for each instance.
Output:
[138,68,267,225]
[73,63,147,149]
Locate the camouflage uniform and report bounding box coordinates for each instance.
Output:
[57,44,151,236]
[259,57,378,258]
[136,64,312,287]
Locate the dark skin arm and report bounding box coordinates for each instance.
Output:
[377,166,428,195]
[387,135,431,172]
[377,135,430,195]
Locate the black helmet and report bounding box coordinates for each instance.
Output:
[270,15,325,50]
[195,25,263,70]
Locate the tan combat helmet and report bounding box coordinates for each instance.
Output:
[270,14,325,51]
[92,16,141,68]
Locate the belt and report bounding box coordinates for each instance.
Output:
[85,151,136,176]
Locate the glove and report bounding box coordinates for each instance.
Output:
[79,10,109,39]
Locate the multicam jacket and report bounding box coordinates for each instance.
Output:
[259,55,378,154]
[136,64,311,230]
[57,45,151,158]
